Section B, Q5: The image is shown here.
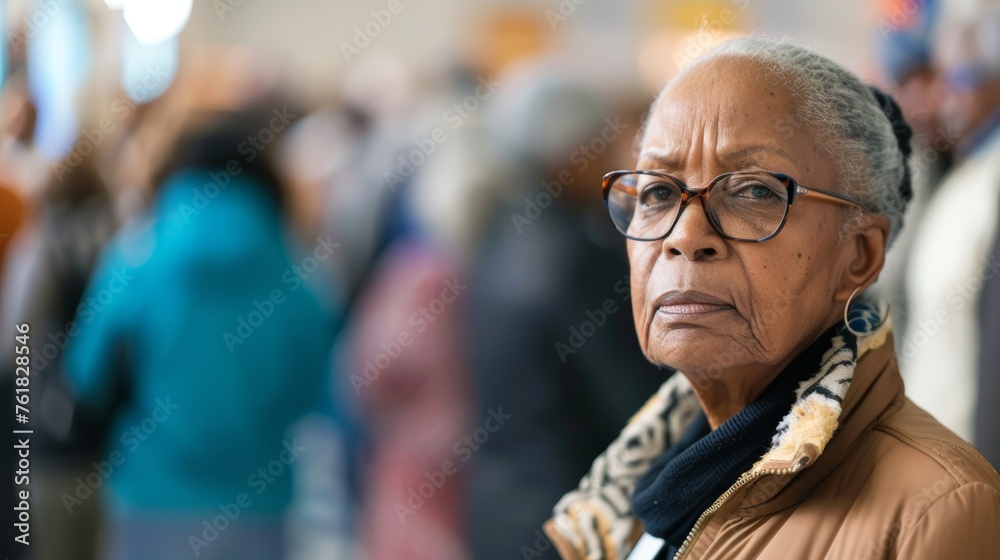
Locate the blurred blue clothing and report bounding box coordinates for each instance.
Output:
[66,169,338,518]
[106,514,284,560]
[878,0,939,84]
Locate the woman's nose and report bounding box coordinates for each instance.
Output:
[661,197,728,261]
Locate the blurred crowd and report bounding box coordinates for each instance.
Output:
[0,0,998,559]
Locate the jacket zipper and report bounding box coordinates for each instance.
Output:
[672,466,795,560]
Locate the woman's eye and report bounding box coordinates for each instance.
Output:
[640,185,678,206]
[734,183,776,199]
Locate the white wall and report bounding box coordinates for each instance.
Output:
[170,0,878,95]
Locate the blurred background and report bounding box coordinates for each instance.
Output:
[1,0,999,559]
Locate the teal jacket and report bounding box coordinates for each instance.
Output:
[66,170,337,517]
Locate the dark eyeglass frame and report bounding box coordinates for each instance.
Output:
[601,169,871,243]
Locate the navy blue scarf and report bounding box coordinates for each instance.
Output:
[631,325,838,556]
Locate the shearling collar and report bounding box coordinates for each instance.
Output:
[544,304,893,560]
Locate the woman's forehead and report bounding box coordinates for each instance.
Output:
[651,59,798,131]
[639,59,813,172]
[638,144,799,172]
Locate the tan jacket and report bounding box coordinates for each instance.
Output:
[544,324,1000,559]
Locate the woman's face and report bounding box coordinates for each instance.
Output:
[630,57,857,379]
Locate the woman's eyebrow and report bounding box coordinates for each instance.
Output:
[637,147,680,169]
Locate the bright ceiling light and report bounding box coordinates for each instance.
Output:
[123,0,192,46]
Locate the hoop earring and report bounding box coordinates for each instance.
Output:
[843,286,890,337]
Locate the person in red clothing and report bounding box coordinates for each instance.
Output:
[347,239,470,560]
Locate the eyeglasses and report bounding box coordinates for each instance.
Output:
[602,170,869,243]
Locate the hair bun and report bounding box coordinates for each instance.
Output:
[868,85,914,205]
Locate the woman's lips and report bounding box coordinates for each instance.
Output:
[654,290,734,318]
[657,302,732,316]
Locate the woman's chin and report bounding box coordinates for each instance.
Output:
[649,322,727,346]
[648,329,750,375]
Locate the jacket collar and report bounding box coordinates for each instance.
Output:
[738,325,904,515]
[546,304,898,560]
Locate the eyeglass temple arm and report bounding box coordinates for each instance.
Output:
[796,185,869,210]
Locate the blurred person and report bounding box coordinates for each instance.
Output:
[462,62,664,559]
[0,185,26,303]
[277,108,356,243]
[320,55,423,307]
[0,70,38,560]
[321,74,475,560]
[870,0,949,338]
[902,8,1000,468]
[0,73,48,202]
[339,65,494,560]
[0,72,39,323]
[545,37,1000,560]
[0,145,118,560]
[275,108,366,560]
[346,239,471,560]
[63,109,339,560]
[106,46,293,220]
[879,0,943,142]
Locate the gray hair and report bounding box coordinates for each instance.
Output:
[653,37,910,244]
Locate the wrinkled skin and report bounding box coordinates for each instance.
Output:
[629,56,890,428]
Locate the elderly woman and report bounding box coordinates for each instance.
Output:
[543,38,1000,560]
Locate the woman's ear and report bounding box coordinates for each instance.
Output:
[833,214,890,302]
